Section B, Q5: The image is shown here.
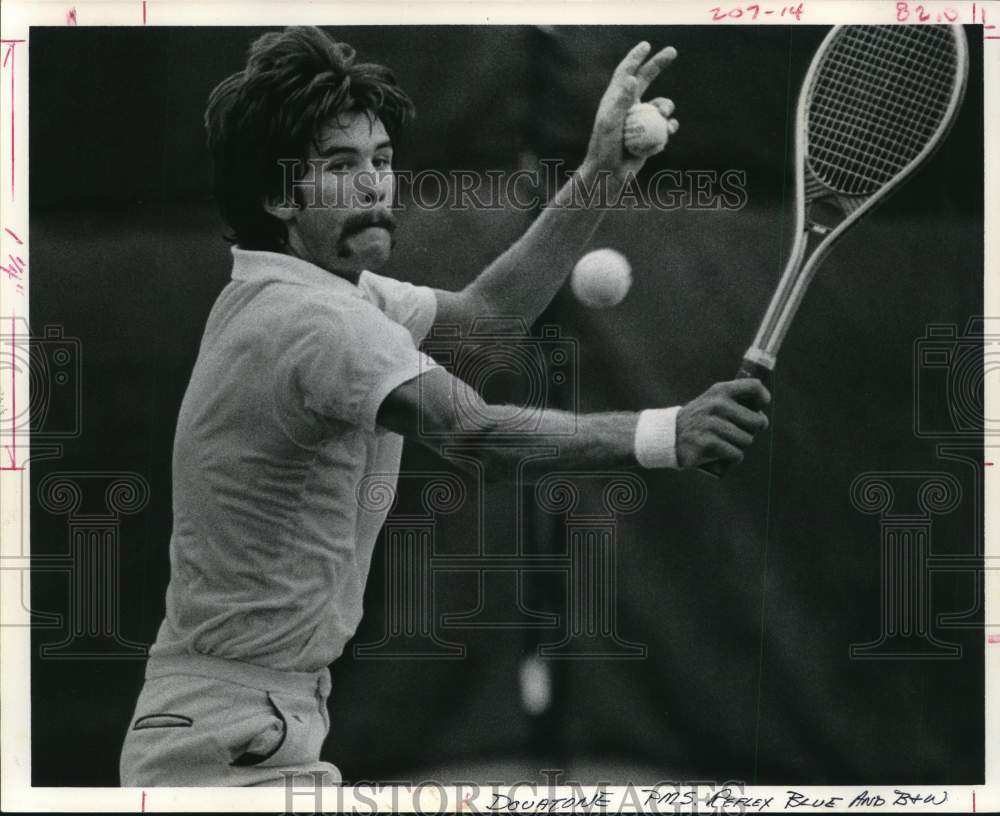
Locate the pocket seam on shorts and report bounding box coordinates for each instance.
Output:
[133,713,194,730]
[230,693,287,767]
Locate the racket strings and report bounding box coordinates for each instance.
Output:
[814,33,953,165]
[811,28,956,177]
[808,27,956,193]
[806,25,960,196]
[809,33,954,191]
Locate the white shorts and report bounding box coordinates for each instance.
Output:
[119,654,342,787]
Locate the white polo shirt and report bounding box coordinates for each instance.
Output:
[149,247,438,672]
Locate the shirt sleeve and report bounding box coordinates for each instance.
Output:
[358,271,438,346]
[277,300,438,433]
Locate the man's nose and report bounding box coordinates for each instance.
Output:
[355,167,391,206]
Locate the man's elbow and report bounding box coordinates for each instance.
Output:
[463,282,514,325]
[425,396,511,483]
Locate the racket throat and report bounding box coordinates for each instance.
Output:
[751,206,843,360]
[805,195,851,235]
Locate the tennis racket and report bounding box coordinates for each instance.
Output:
[704,24,969,478]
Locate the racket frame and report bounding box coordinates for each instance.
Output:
[701,25,969,478]
[743,24,970,374]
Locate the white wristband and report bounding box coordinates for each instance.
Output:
[634,407,681,469]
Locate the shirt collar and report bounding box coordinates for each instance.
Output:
[230,246,365,298]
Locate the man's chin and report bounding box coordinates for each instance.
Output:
[337,229,393,272]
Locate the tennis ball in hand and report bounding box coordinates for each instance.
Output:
[624,102,668,158]
[570,249,633,309]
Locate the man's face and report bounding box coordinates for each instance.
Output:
[284,111,396,279]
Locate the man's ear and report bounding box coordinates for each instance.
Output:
[262,189,299,224]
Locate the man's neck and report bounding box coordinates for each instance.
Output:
[282,244,362,286]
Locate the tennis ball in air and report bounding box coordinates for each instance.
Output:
[570,249,633,309]
[624,102,668,158]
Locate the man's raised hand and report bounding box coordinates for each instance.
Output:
[585,41,679,178]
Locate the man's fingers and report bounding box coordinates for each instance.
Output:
[718,377,772,408]
[709,418,755,449]
[716,400,769,433]
[648,98,680,138]
[648,97,675,117]
[613,41,652,82]
[635,45,678,94]
[707,437,745,465]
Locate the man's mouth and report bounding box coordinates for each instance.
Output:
[342,212,397,240]
[336,212,398,260]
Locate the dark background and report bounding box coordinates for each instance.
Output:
[28,25,984,785]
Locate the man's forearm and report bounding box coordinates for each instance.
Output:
[452,40,679,328]
[429,406,641,477]
[465,161,623,325]
[379,369,764,481]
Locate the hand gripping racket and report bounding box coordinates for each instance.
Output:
[704,24,969,478]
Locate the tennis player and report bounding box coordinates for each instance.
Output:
[119,26,770,787]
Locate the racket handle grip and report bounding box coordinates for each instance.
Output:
[699,357,773,479]
[734,357,773,393]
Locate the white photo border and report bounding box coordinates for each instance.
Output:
[1,1,996,812]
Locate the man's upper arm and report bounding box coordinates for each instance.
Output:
[377,365,497,446]
[281,299,439,434]
[428,288,492,336]
[378,366,460,440]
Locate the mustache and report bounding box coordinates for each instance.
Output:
[340,210,398,239]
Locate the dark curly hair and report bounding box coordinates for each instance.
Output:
[204,26,415,251]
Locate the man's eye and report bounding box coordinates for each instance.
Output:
[373,157,393,170]
[326,161,350,173]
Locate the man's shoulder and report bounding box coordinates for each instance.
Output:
[358,271,437,344]
[236,277,379,325]
[358,270,422,307]
[226,248,385,322]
